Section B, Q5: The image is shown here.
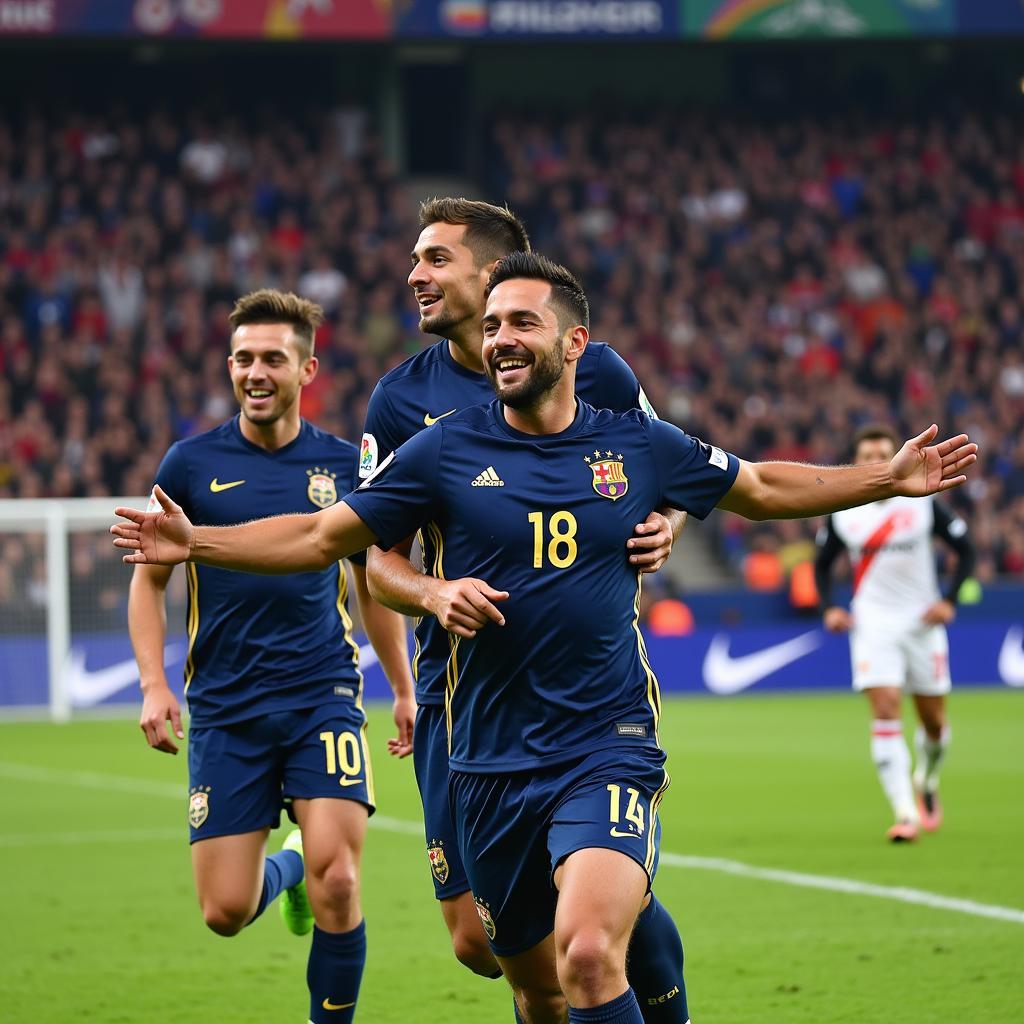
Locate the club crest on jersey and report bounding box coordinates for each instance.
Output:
[306,467,338,509]
[426,840,450,885]
[188,786,211,828]
[474,896,496,941]
[585,451,628,501]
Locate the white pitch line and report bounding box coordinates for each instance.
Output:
[659,852,1024,925]
[2,761,1022,926]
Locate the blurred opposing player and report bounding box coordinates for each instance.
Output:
[113,254,977,1024]
[128,289,415,1024]
[814,424,976,842]
[360,198,690,1020]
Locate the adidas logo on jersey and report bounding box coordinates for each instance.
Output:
[471,466,505,487]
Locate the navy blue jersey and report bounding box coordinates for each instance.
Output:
[345,401,738,773]
[359,339,656,705]
[154,417,365,727]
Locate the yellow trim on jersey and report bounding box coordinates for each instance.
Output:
[645,769,671,875]
[336,562,375,806]
[422,520,459,749]
[183,562,199,691]
[631,576,662,742]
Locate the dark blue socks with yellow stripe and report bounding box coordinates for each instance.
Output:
[626,895,689,1023]
[250,848,303,923]
[569,988,645,1023]
[307,921,366,1024]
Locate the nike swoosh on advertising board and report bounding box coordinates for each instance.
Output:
[65,645,187,706]
[702,630,823,695]
[997,626,1024,687]
[66,643,378,708]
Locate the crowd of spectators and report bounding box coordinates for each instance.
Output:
[488,110,1024,585]
[1,101,1023,615]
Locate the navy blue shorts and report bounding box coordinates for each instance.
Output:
[187,702,375,843]
[413,703,470,899]
[451,745,670,958]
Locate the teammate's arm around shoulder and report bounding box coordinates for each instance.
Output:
[128,562,184,754]
[349,561,416,758]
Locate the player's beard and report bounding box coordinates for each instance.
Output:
[488,338,565,410]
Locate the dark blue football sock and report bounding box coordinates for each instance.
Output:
[568,988,644,1023]
[307,921,366,1024]
[626,895,689,1022]
[249,848,303,923]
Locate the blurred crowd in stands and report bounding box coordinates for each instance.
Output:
[1,102,1022,623]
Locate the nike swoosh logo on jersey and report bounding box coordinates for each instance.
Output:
[997,626,1024,687]
[423,409,456,426]
[609,828,642,839]
[322,998,355,1011]
[65,645,186,706]
[210,478,245,492]
[702,630,822,694]
[338,778,364,788]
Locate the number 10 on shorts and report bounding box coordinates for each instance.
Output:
[319,730,362,783]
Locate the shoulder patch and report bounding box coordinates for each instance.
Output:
[638,386,658,420]
[357,451,395,489]
[359,433,378,479]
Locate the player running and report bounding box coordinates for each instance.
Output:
[113,254,976,1024]
[814,424,976,842]
[128,289,415,1024]
[360,197,690,1021]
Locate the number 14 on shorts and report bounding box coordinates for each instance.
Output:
[608,783,645,837]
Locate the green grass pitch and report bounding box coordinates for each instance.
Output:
[1,690,1021,1023]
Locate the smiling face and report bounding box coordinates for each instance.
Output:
[408,222,491,339]
[228,323,316,427]
[481,278,586,409]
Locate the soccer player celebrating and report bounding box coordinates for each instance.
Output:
[360,198,691,1021]
[113,255,976,1024]
[128,289,415,1024]
[814,424,976,842]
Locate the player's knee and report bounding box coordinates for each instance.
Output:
[200,898,250,937]
[514,983,566,1024]
[559,929,619,995]
[310,858,359,916]
[450,926,497,976]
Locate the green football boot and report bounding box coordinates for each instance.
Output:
[279,829,314,936]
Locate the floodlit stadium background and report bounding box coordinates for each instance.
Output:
[0,3,1022,1022]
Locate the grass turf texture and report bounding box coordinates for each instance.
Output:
[1,690,1021,1023]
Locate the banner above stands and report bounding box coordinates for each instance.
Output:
[0,0,1019,39]
[2,620,1021,712]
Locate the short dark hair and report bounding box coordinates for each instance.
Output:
[229,288,323,359]
[852,423,900,458]
[419,197,530,267]
[485,251,590,331]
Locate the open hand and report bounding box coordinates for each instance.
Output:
[111,485,194,565]
[890,425,977,497]
[823,607,852,633]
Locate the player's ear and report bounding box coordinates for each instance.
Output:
[564,325,588,364]
[300,355,319,386]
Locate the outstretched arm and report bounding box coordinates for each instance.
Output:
[112,485,379,571]
[718,426,976,521]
